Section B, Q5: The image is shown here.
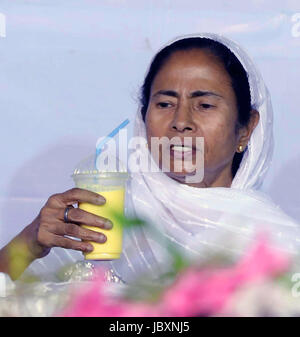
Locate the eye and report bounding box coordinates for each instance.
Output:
[156,102,173,108]
[200,103,214,109]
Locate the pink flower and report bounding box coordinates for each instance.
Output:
[58,232,291,317]
[59,270,122,317]
[59,270,159,317]
[159,233,290,316]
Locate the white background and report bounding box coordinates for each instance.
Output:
[0,0,300,247]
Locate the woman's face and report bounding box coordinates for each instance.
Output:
[145,48,250,188]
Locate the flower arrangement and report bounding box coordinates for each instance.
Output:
[1,213,300,317]
[57,214,300,317]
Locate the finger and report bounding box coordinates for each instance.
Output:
[60,207,113,229]
[51,234,95,253]
[54,222,107,244]
[46,188,106,208]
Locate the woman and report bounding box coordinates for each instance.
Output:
[0,33,299,283]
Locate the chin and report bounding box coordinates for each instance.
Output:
[166,170,195,182]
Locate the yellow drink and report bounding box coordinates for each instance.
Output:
[79,188,125,260]
[72,153,129,260]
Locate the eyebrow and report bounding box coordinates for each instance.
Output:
[152,89,223,99]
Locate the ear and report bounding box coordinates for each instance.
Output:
[237,109,260,149]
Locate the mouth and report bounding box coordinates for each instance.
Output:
[171,145,194,152]
[170,144,196,160]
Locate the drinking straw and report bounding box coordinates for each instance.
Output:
[94,118,130,169]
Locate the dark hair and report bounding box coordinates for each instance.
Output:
[139,37,252,177]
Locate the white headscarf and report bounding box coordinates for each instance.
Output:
[110,33,300,283]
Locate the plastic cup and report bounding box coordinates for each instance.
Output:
[72,156,128,260]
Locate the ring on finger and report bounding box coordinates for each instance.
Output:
[63,205,74,223]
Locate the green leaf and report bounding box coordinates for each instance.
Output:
[110,210,146,229]
[167,242,190,273]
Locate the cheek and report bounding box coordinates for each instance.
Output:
[145,121,158,144]
[145,110,167,139]
[145,121,161,151]
[204,117,238,165]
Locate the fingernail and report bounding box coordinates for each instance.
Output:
[96,196,106,205]
[86,244,94,252]
[98,234,107,243]
[105,220,113,229]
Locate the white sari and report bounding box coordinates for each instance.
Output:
[27,33,300,283]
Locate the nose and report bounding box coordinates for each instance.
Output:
[171,103,197,133]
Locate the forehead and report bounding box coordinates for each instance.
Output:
[151,49,233,94]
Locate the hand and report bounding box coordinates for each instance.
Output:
[25,188,112,259]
